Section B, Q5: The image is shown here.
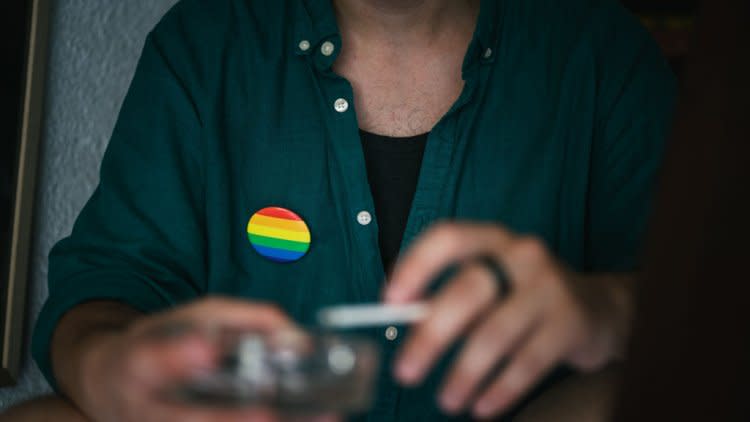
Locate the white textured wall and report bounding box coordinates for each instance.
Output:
[0,0,178,410]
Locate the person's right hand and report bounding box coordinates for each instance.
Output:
[73,297,315,422]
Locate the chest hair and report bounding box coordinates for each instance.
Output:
[334,50,465,137]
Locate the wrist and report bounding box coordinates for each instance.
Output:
[51,301,141,411]
[569,273,636,367]
[71,330,124,411]
[606,275,636,359]
[586,274,636,361]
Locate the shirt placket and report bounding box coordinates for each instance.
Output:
[400,63,483,253]
[317,40,385,298]
[295,1,497,417]
[391,43,494,422]
[307,36,403,420]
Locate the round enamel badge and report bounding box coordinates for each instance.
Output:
[247,207,311,263]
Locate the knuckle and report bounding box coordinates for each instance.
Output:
[485,318,513,342]
[472,265,500,296]
[449,364,483,391]
[511,349,552,387]
[431,220,454,235]
[504,364,533,393]
[486,305,520,335]
[513,236,547,261]
[418,321,448,347]
[458,264,494,294]
[493,377,523,404]
[408,327,450,363]
[532,269,563,291]
[432,223,461,248]
[256,302,286,319]
[455,334,503,378]
[193,297,220,312]
[123,344,151,374]
[202,296,227,308]
[517,353,544,378]
[547,273,567,293]
[458,349,492,380]
[465,263,489,281]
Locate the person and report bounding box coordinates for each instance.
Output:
[29,0,675,421]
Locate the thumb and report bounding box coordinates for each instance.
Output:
[129,329,219,387]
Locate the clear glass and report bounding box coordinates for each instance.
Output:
[170,327,381,415]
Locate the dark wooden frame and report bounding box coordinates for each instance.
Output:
[1,0,50,386]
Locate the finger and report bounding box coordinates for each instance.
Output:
[136,298,295,336]
[386,223,515,303]
[311,415,341,422]
[149,402,279,422]
[395,263,497,385]
[285,413,340,422]
[438,291,542,414]
[127,332,219,387]
[471,325,562,420]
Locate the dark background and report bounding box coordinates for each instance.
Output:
[623,0,697,13]
[616,0,750,420]
[1,1,32,306]
[622,0,698,73]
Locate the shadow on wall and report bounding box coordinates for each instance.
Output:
[0,0,178,410]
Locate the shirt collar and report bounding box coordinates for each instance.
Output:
[293,0,339,70]
[475,0,502,64]
[293,0,503,69]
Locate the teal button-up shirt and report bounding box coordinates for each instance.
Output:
[33,0,676,420]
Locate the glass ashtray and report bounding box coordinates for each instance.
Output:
[170,328,380,414]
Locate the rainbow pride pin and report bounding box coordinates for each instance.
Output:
[247,207,311,263]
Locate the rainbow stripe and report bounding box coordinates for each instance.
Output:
[247,207,310,263]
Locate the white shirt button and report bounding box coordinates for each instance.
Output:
[298,39,311,51]
[321,41,335,56]
[483,48,493,59]
[385,326,398,341]
[334,98,349,113]
[357,211,372,226]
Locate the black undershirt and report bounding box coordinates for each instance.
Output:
[359,129,428,275]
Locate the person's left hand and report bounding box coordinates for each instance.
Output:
[384,222,633,419]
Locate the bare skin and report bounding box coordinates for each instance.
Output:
[30,1,634,421]
[385,223,634,419]
[514,365,621,422]
[0,369,619,422]
[46,299,315,422]
[333,1,635,418]
[333,0,479,136]
[0,396,88,422]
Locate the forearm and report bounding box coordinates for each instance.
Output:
[51,301,143,406]
[0,396,91,422]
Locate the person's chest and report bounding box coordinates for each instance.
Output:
[194,41,597,326]
[157,3,614,420]
[332,48,466,137]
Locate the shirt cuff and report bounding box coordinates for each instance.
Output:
[31,272,172,393]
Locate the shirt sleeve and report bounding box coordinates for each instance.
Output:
[585,1,678,272]
[31,30,207,390]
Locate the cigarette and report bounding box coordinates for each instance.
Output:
[317,302,429,329]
